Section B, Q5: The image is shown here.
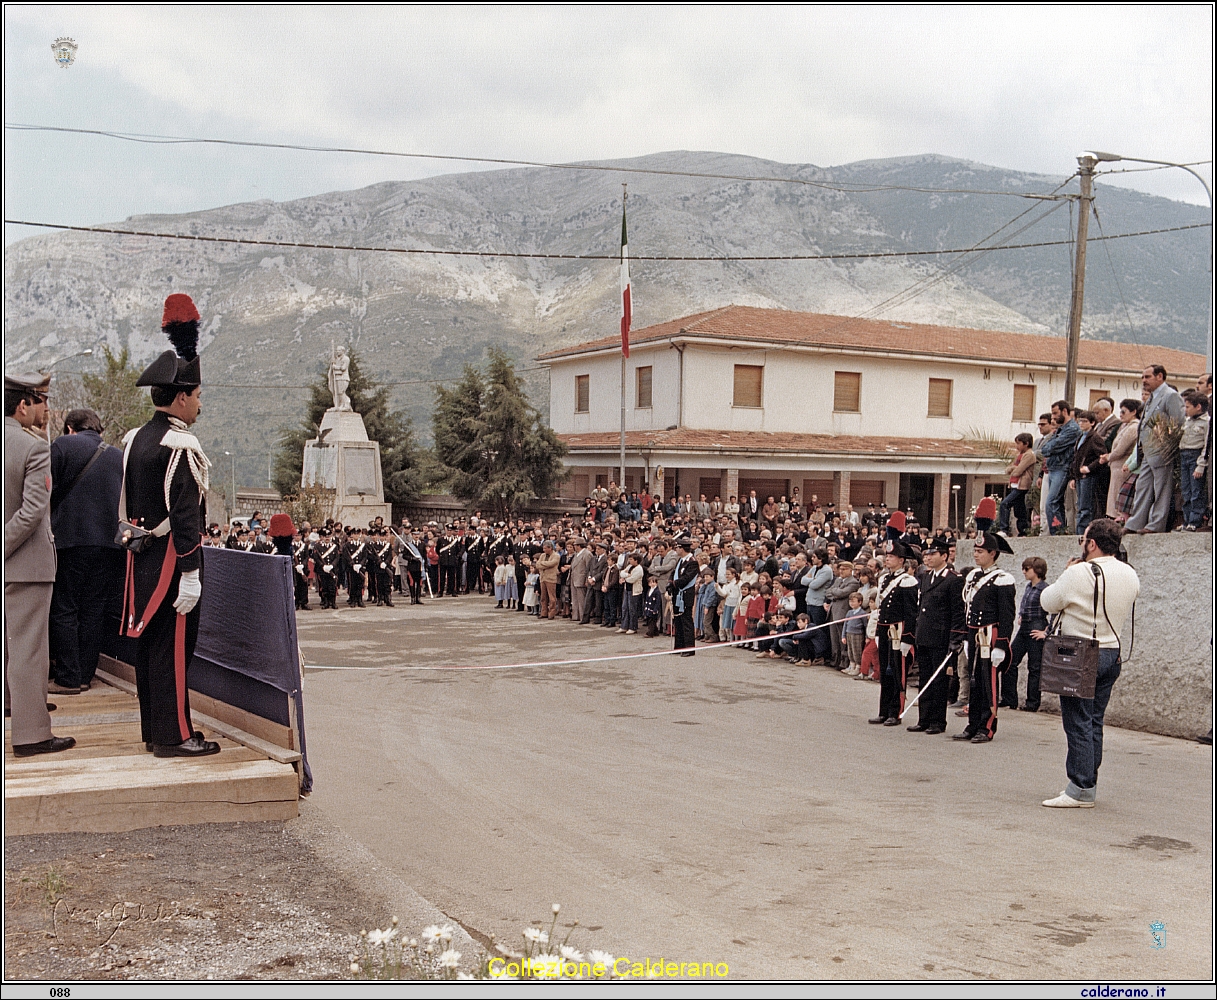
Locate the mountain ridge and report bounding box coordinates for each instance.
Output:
[5,150,1209,486]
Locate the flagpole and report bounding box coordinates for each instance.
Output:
[620,183,627,492]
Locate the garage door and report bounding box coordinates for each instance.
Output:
[850,479,886,506]
[802,479,834,506]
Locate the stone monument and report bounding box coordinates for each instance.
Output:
[301,344,392,525]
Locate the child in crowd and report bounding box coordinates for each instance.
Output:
[744,583,769,646]
[695,571,720,642]
[842,591,868,676]
[642,575,663,637]
[523,562,540,615]
[1004,555,1049,711]
[779,612,813,663]
[504,554,519,609]
[732,582,753,643]
[858,593,880,681]
[493,555,510,608]
[717,567,741,642]
[760,610,795,659]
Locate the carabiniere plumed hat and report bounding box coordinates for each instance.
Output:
[136,294,202,389]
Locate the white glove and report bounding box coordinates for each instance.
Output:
[322,564,333,574]
[899,641,913,657]
[990,647,1006,668]
[173,569,201,615]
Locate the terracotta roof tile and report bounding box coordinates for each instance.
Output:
[537,305,1206,377]
[559,428,1006,461]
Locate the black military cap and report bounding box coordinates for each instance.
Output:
[136,349,201,389]
[925,536,951,554]
[977,532,1015,555]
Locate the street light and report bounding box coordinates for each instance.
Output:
[45,348,93,371]
[1088,151,1214,369]
[951,483,962,530]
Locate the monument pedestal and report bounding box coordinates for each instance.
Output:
[302,407,391,526]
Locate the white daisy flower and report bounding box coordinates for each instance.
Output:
[421,924,442,941]
[559,945,584,962]
[366,927,397,947]
[588,949,615,970]
[439,949,462,969]
[522,927,548,944]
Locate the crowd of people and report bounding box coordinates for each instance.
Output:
[4,331,1207,790]
[1018,369,1212,537]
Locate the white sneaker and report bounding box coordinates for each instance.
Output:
[615,628,626,633]
[625,629,636,635]
[1041,791,1094,808]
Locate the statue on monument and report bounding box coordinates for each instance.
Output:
[328,343,352,411]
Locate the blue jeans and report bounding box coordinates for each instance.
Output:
[1046,468,1070,535]
[1180,448,1207,526]
[998,488,1029,535]
[1075,476,1096,534]
[1059,649,1122,802]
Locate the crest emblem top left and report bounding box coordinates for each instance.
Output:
[52,37,78,68]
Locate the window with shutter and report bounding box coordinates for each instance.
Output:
[636,366,653,408]
[833,371,861,412]
[733,365,764,407]
[575,374,590,413]
[1088,389,1109,411]
[1012,384,1036,423]
[927,378,953,418]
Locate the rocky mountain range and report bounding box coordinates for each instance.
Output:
[4,150,1210,488]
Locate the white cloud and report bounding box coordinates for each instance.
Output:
[4,3,1212,246]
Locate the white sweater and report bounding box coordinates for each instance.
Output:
[1040,556,1140,649]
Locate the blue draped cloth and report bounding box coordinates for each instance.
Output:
[194,547,312,791]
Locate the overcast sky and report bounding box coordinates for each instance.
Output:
[4,5,1213,247]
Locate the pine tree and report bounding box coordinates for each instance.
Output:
[431,347,567,520]
[272,349,423,504]
[81,346,155,445]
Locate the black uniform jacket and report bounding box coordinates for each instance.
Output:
[123,411,206,622]
[962,566,1018,656]
[876,569,919,636]
[914,567,966,649]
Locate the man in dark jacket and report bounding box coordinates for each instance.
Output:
[908,537,965,734]
[1069,410,1108,535]
[49,407,125,693]
[121,294,218,757]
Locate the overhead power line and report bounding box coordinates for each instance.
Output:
[5,219,1208,261]
[4,122,1073,199]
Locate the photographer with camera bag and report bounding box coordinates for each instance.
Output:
[1038,518,1139,808]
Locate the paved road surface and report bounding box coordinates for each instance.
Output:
[296,597,1212,980]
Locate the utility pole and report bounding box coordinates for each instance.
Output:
[1064,154,1097,407]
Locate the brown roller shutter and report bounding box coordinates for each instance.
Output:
[833,371,861,412]
[733,365,764,407]
[928,378,953,417]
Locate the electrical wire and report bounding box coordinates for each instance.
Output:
[4,122,1073,199]
[5,218,1207,261]
[1091,203,1147,366]
[838,175,1078,325]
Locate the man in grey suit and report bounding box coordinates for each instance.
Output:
[567,537,592,626]
[4,372,76,757]
[1126,365,1186,533]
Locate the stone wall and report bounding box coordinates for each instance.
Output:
[956,533,1213,739]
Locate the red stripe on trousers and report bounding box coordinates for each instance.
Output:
[121,549,135,634]
[127,542,178,637]
[174,612,190,742]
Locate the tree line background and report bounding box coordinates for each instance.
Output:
[54,346,568,520]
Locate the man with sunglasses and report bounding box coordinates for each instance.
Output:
[5,372,77,756]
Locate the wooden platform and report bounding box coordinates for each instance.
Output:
[4,672,300,835]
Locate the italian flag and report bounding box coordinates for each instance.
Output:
[620,198,631,358]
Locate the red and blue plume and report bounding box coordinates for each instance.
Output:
[885,509,906,541]
[161,293,199,361]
